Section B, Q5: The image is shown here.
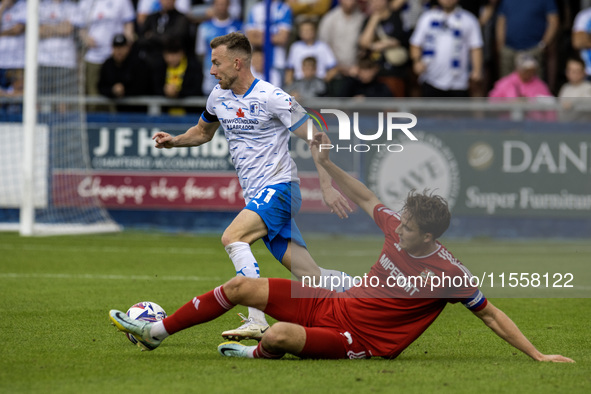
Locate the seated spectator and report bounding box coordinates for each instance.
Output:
[558,56,591,121]
[489,54,553,98]
[285,19,338,87]
[0,0,26,90]
[359,0,410,97]
[251,46,282,88]
[342,57,393,98]
[283,57,327,101]
[137,0,193,70]
[489,54,555,121]
[195,0,242,94]
[152,40,202,115]
[136,0,191,27]
[98,34,153,113]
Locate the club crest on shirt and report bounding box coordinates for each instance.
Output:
[249,102,260,116]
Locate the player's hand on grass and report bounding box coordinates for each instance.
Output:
[537,354,575,363]
[322,186,353,219]
[153,131,174,149]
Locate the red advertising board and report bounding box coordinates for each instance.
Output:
[52,170,348,212]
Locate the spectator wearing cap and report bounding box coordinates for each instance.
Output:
[76,0,136,109]
[489,53,555,121]
[98,34,153,113]
[489,54,553,99]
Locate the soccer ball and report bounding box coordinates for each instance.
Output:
[124,301,167,345]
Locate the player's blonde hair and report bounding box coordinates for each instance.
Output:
[403,190,450,239]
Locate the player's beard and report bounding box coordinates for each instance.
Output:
[219,74,237,90]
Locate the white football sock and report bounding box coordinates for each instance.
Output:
[225,241,269,325]
[150,321,169,340]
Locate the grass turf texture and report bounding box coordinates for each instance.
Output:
[0,231,589,393]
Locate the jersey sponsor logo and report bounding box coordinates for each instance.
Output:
[221,101,232,110]
[378,254,420,295]
[249,102,260,116]
[236,108,245,118]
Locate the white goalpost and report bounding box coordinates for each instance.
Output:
[0,0,120,236]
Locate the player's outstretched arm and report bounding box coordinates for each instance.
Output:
[310,133,381,220]
[472,301,574,363]
[292,122,352,219]
[153,117,220,149]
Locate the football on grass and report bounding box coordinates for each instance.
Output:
[125,302,167,345]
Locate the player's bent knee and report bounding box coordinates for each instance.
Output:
[223,276,262,304]
[261,323,291,348]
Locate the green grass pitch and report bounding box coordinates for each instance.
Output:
[0,231,589,393]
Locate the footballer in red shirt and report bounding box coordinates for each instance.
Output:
[108,133,573,363]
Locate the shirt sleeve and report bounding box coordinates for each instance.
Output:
[201,89,219,123]
[373,204,400,234]
[267,88,308,132]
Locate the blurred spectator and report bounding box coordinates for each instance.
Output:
[77,0,136,107]
[285,19,338,87]
[136,0,191,27]
[489,53,556,121]
[38,0,79,112]
[0,69,23,115]
[318,0,365,91]
[572,6,591,79]
[284,56,327,100]
[359,0,410,97]
[287,0,332,23]
[410,0,482,97]
[245,0,293,84]
[0,0,26,88]
[98,34,153,112]
[558,56,591,121]
[137,0,193,69]
[342,57,393,97]
[495,0,559,84]
[489,54,553,98]
[196,0,241,94]
[251,46,282,87]
[152,40,202,115]
[189,0,242,24]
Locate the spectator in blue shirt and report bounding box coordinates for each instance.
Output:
[496,0,559,85]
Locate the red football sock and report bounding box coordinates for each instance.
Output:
[163,286,234,335]
[252,342,284,359]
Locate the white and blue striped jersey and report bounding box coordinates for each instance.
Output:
[201,79,309,203]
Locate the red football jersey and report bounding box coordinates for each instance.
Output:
[331,204,487,358]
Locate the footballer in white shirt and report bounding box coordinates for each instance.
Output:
[152,32,353,340]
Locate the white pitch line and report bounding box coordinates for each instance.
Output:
[0,273,224,281]
[0,243,217,255]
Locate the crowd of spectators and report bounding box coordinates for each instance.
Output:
[2,0,591,114]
